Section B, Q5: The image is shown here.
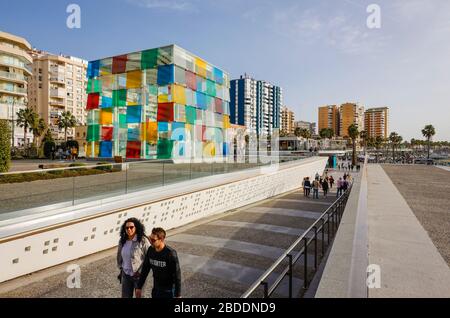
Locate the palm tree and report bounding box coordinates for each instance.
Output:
[57,111,78,142]
[359,130,368,153]
[16,108,37,148]
[421,125,436,159]
[348,124,359,165]
[389,132,403,162]
[31,117,47,148]
[374,136,383,163]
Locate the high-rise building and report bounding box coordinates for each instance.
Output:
[29,50,88,142]
[0,31,33,147]
[229,74,282,136]
[281,106,295,135]
[318,105,339,136]
[85,44,231,160]
[365,107,389,139]
[339,103,364,138]
[294,120,316,135]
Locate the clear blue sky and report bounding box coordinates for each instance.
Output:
[2,0,449,140]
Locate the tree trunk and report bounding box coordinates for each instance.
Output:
[352,138,356,165]
[392,145,395,162]
[23,125,27,148]
[65,128,67,142]
[427,139,431,159]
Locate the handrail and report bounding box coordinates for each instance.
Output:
[241,183,353,298]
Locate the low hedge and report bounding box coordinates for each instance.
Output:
[0,165,119,184]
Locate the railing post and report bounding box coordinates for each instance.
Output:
[327,212,331,245]
[314,226,318,270]
[303,237,308,289]
[321,218,325,257]
[288,254,293,298]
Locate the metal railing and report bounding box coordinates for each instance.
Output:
[241,184,353,298]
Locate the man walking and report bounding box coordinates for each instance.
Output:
[136,227,181,298]
[312,178,320,199]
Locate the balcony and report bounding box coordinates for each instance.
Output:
[0,70,27,83]
[50,65,65,74]
[0,58,32,75]
[49,99,65,107]
[50,88,66,99]
[50,75,65,84]
[0,85,27,96]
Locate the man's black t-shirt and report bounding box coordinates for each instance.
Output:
[137,245,181,297]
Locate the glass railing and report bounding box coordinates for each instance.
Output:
[0,70,27,82]
[0,154,312,218]
[0,85,27,94]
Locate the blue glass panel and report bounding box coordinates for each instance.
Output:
[158,122,169,132]
[214,67,224,85]
[127,125,141,141]
[157,64,175,85]
[171,122,185,141]
[127,106,142,123]
[100,96,113,108]
[88,60,100,78]
[99,141,113,158]
[196,92,207,110]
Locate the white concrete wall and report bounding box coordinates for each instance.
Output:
[0,157,327,283]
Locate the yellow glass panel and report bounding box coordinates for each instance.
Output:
[173,84,186,104]
[146,122,158,143]
[204,141,215,157]
[195,58,207,78]
[223,115,231,129]
[86,142,100,157]
[158,94,169,103]
[126,70,142,89]
[100,109,113,125]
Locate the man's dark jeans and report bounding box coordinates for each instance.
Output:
[152,288,175,299]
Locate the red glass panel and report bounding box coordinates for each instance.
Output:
[185,70,197,91]
[126,141,141,159]
[112,55,127,74]
[101,126,113,141]
[86,93,100,110]
[157,102,174,122]
[214,98,223,113]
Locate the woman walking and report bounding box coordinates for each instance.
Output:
[322,178,329,198]
[117,218,150,298]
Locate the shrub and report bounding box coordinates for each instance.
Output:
[95,162,113,171]
[69,163,86,167]
[0,120,11,173]
[43,141,56,159]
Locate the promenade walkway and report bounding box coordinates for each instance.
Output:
[0,174,343,298]
[367,165,450,297]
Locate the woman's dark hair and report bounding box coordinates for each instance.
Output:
[119,218,146,245]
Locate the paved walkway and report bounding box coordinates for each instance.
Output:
[0,177,341,298]
[367,165,450,297]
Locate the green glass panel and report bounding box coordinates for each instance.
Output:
[141,49,158,69]
[87,124,100,142]
[157,139,174,159]
[119,113,127,129]
[206,79,216,96]
[113,89,127,107]
[87,78,102,94]
[185,106,196,125]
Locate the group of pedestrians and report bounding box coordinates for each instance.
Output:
[336,161,360,172]
[302,171,352,199]
[117,218,181,298]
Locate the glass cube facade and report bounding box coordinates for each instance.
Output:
[85,45,231,160]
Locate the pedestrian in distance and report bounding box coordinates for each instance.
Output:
[117,218,151,298]
[336,177,343,197]
[304,177,311,197]
[302,177,307,197]
[312,178,320,199]
[329,175,334,189]
[136,227,181,299]
[322,178,329,198]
